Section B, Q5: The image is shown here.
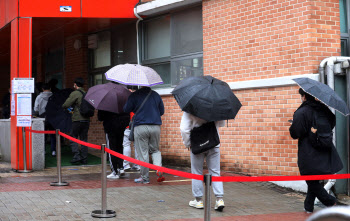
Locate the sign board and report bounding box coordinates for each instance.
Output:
[10,94,15,116]
[60,6,72,12]
[12,78,34,94]
[17,116,32,127]
[17,94,32,116]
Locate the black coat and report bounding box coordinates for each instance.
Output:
[97,110,130,134]
[289,100,343,175]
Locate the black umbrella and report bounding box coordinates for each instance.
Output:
[45,88,74,133]
[293,77,350,116]
[171,75,242,121]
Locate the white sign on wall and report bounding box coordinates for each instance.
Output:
[12,78,34,94]
[17,116,32,127]
[17,94,32,116]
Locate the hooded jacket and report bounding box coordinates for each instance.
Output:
[289,100,343,175]
[34,91,52,117]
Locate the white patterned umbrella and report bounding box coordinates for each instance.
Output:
[105,64,163,86]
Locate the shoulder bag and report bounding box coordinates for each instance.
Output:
[190,121,220,155]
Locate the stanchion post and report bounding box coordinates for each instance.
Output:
[91,144,116,218]
[17,127,32,173]
[50,129,69,186]
[204,174,212,221]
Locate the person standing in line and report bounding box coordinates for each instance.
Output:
[1,88,10,119]
[123,86,164,184]
[180,111,225,211]
[34,83,56,156]
[98,109,130,179]
[289,88,343,213]
[48,78,60,93]
[122,112,140,171]
[62,78,90,165]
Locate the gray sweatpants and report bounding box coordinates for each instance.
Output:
[134,125,162,180]
[191,147,224,198]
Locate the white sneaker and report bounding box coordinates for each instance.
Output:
[189,199,204,209]
[52,151,56,156]
[119,169,125,176]
[123,164,131,170]
[214,199,225,211]
[132,165,141,171]
[107,172,119,179]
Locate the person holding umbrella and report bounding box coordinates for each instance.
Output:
[83,81,132,179]
[289,82,345,213]
[123,86,165,184]
[105,63,165,184]
[173,75,242,212]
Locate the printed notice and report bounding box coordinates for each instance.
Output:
[17,94,32,116]
[11,94,15,116]
[17,116,32,127]
[13,78,34,94]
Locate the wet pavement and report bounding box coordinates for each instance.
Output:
[0,161,349,221]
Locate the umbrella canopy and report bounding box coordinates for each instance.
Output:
[45,88,74,133]
[105,64,163,86]
[293,77,350,116]
[84,82,131,113]
[172,75,242,121]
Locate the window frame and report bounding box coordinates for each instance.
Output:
[140,5,203,88]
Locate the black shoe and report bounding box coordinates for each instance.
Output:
[71,159,81,165]
[80,159,87,164]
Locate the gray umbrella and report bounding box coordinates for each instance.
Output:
[171,75,242,121]
[293,77,350,116]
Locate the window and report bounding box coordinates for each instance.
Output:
[341,0,349,55]
[92,31,111,69]
[88,23,137,86]
[142,6,203,87]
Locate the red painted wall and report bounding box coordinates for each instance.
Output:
[0,0,18,29]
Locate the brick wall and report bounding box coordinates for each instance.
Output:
[202,0,340,82]
[177,0,340,176]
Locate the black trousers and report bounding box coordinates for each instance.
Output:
[304,180,336,212]
[70,121,90,161]
[106,129,125,173]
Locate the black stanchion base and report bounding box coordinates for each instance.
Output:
[50,181,69,186]
[17,170,32,173]
[91,210,116,218]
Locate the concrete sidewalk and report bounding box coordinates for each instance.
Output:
[0,162,348,221]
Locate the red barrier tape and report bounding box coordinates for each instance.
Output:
[106,148,350,182]
[59,132,101,150]
[22,128,350,183]
[25,128,56,134]
[212,173,350,182]
[105,148,204,181]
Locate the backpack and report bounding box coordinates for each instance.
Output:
[78,90,95,118]
[309,109,333,152]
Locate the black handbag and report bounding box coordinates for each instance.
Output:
[128,90,152,141]
[190,121,220,155]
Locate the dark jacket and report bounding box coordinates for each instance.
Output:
[98,110,130,134]
[289,100,343,175]
[1,92,10,119]
[123,87,164,126]
[62,88,89,122]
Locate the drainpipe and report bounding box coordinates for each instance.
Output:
[319,56,350,196]
[346,69,350,196]
[134,1,143,65]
